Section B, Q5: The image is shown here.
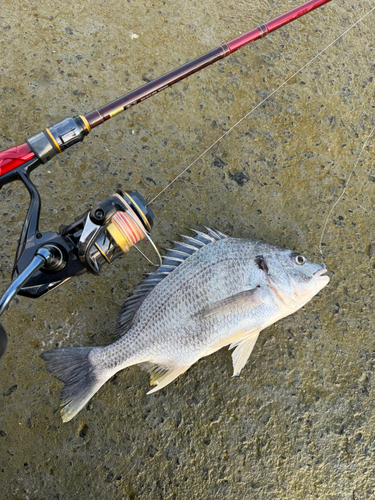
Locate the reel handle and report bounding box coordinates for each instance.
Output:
[0,246,60,360]
[0,324,7,360]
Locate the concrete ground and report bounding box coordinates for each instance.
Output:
[0,0,374,498]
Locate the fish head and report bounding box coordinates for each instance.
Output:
[256,246,330,307]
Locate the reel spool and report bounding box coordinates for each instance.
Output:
[108,193,150,253]
[78,190,161,274]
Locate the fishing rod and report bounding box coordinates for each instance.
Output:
[0,0,333,359]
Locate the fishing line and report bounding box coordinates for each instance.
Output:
[147,4,375,206]
[319,124,375,262]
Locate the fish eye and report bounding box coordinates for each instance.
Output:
[294,254,305,265]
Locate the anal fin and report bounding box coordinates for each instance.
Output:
[146,365,190,394]
[231,329,261,376]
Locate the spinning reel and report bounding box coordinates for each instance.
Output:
[0,133,160,359]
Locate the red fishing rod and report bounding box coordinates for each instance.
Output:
[0,0,333,359]
[0,0,332,179]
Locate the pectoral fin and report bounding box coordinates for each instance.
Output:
[196,288,262,321]
[231,329,261,376]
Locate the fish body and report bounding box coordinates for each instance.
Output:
[42,228,329,421]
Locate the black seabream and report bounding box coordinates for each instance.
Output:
[42,229,329,422]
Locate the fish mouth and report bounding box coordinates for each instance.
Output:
[314,267,327,277]
[313,267,330,283]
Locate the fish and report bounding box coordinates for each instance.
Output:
[41,227,329,422]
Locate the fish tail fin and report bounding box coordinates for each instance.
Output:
[41,347,112,422]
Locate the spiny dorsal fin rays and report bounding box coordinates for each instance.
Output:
[161,254,185,263]
[202,226,229,240]
[161,249,185,259]
[170,241,199,254]
[115,227,226,338]
[177,234,206,248]
[166,226,228,258]
[189,228,217,243]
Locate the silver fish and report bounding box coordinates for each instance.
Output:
[41,228,329,422]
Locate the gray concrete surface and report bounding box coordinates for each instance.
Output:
[0,0,374,498]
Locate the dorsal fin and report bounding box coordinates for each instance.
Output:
[115,227,228,337]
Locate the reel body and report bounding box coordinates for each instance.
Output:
[13,186,155,298]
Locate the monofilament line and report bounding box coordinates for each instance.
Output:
[147,4,375,206]
[319,124,375,263]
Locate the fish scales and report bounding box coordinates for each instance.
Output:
[41,229,329,421]
[103,239,261,366]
